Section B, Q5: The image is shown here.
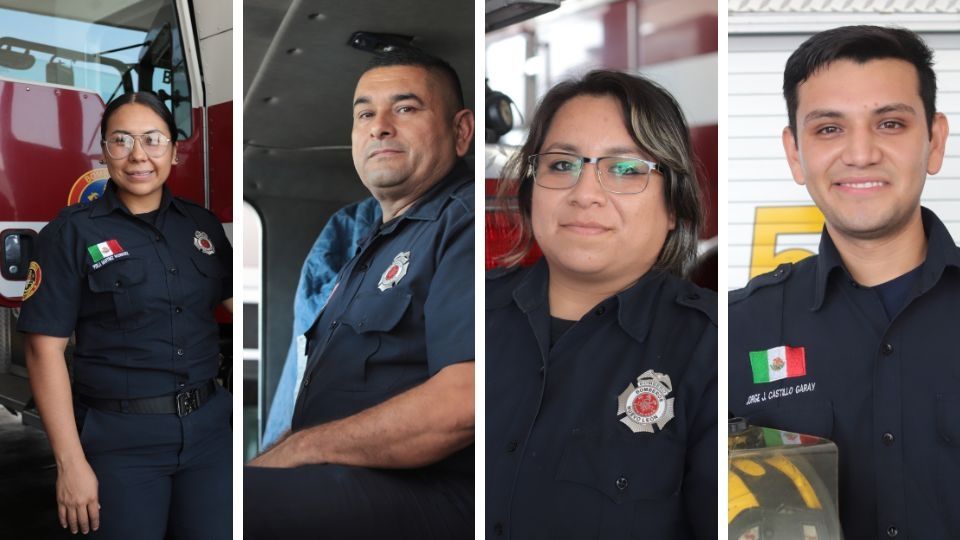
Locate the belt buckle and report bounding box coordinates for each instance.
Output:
[176,388,200,417]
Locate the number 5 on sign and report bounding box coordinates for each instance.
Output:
[749,206,825,279]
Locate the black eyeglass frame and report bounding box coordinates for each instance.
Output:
[528,151,667,194]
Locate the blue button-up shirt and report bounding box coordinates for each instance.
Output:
[486,260,717,539]
[18,181,231,399]
[291,161,474,476]
[730,207,960,539]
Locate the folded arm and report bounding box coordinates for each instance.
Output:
[249,360,474,469]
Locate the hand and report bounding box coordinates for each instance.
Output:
[56,458,100,534]
[247,433,308,468]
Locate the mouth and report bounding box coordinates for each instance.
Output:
[833,178,888,192]
[367,147,404,159]
[560,221,613,235]
[125,170,155,180]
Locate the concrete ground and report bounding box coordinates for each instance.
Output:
[0,408,72,539]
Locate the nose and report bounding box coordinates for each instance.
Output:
[566,161,607,207]
[369,112,396,140]
[840,125,882,168]
[128,136,148,161]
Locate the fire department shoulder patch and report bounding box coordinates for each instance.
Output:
[23,261,41,301]
[617,369,675,434]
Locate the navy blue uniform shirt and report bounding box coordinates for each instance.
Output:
[291,161,474,475]
[486,260,717,539]
[729,207,960,539]
[18,181,231,400]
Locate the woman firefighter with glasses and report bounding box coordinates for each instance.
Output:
[17,92,232,539]
[486,70,716,539]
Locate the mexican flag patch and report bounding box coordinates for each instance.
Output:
[88,240,123,262]
[749,345,806,383]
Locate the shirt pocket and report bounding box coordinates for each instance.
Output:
[553,431,685,539]
[745,399,835,441]
[323,288,412,391]
[935,393,960,537]
[86,258,147,330]
[189,251,224,307]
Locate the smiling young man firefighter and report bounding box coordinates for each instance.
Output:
[729,26,958,539]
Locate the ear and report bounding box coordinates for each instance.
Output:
[172,142,179,165]
[926,112,949,175]
[452,109,475,157]
[781,126,806,186]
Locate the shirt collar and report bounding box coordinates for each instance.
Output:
[91,181,181,218]
[512,258,668,344]
[379,160,471,233]
[811,206,960,310]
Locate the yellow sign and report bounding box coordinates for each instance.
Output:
[749,206,825,278]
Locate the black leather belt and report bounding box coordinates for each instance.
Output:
[79,381,217,417]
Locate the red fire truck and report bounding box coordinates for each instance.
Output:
[0,0,232,427]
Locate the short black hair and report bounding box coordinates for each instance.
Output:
[363,47,465,111]
[100,91,178,142]
[783,25,936,138]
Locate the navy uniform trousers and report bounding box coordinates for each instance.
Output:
[77,386,232,540]
[243,465,473,538]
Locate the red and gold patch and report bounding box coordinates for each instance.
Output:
[22,261,41,300]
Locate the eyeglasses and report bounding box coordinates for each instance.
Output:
[529,152,665,194]
[102,132,172,159]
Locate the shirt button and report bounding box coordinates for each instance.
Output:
[594,306,606,316]
[175,306,183,314]
[882,343,894,355]
[493,523,504,536]
[176,348,184,356]
[114,280,121,288]
[330,320,338,329]
[505,441,518,453]
[887,526,898,537]
[615,476,628,490]
[179,382,185,388]
[881,432,895,446]
[169,266,178,274]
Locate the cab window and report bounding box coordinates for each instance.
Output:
[0,0,193,137]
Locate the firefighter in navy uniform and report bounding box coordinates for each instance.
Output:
[729,27,959,539]
[18,92,232,539]
[485,71,717,539]
[243,49,475,538]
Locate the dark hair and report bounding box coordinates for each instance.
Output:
[100,91,178,142]
[363,48,465,112]
[496,70,703,277]
[784,25,936,138]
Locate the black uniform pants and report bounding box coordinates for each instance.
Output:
[77,386,232,539]
[243,463,473,539]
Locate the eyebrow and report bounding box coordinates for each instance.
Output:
[542,142,643,156]
[108,129,163,135]
[353,93,425,108]
[803,102,918,124]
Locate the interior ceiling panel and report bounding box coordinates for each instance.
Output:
[243,0,475,153]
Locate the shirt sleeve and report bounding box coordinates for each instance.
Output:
[424,202,475,374]
[17,216,83,337]
[682,323,719,540]
[214,220,232,302]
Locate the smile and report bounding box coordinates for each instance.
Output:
[126,170,155,179]
[834,179,887,190]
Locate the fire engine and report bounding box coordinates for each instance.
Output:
[0,0,232,427]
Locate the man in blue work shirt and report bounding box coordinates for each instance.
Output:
[729,26,957,539]
[244,48,475,538]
